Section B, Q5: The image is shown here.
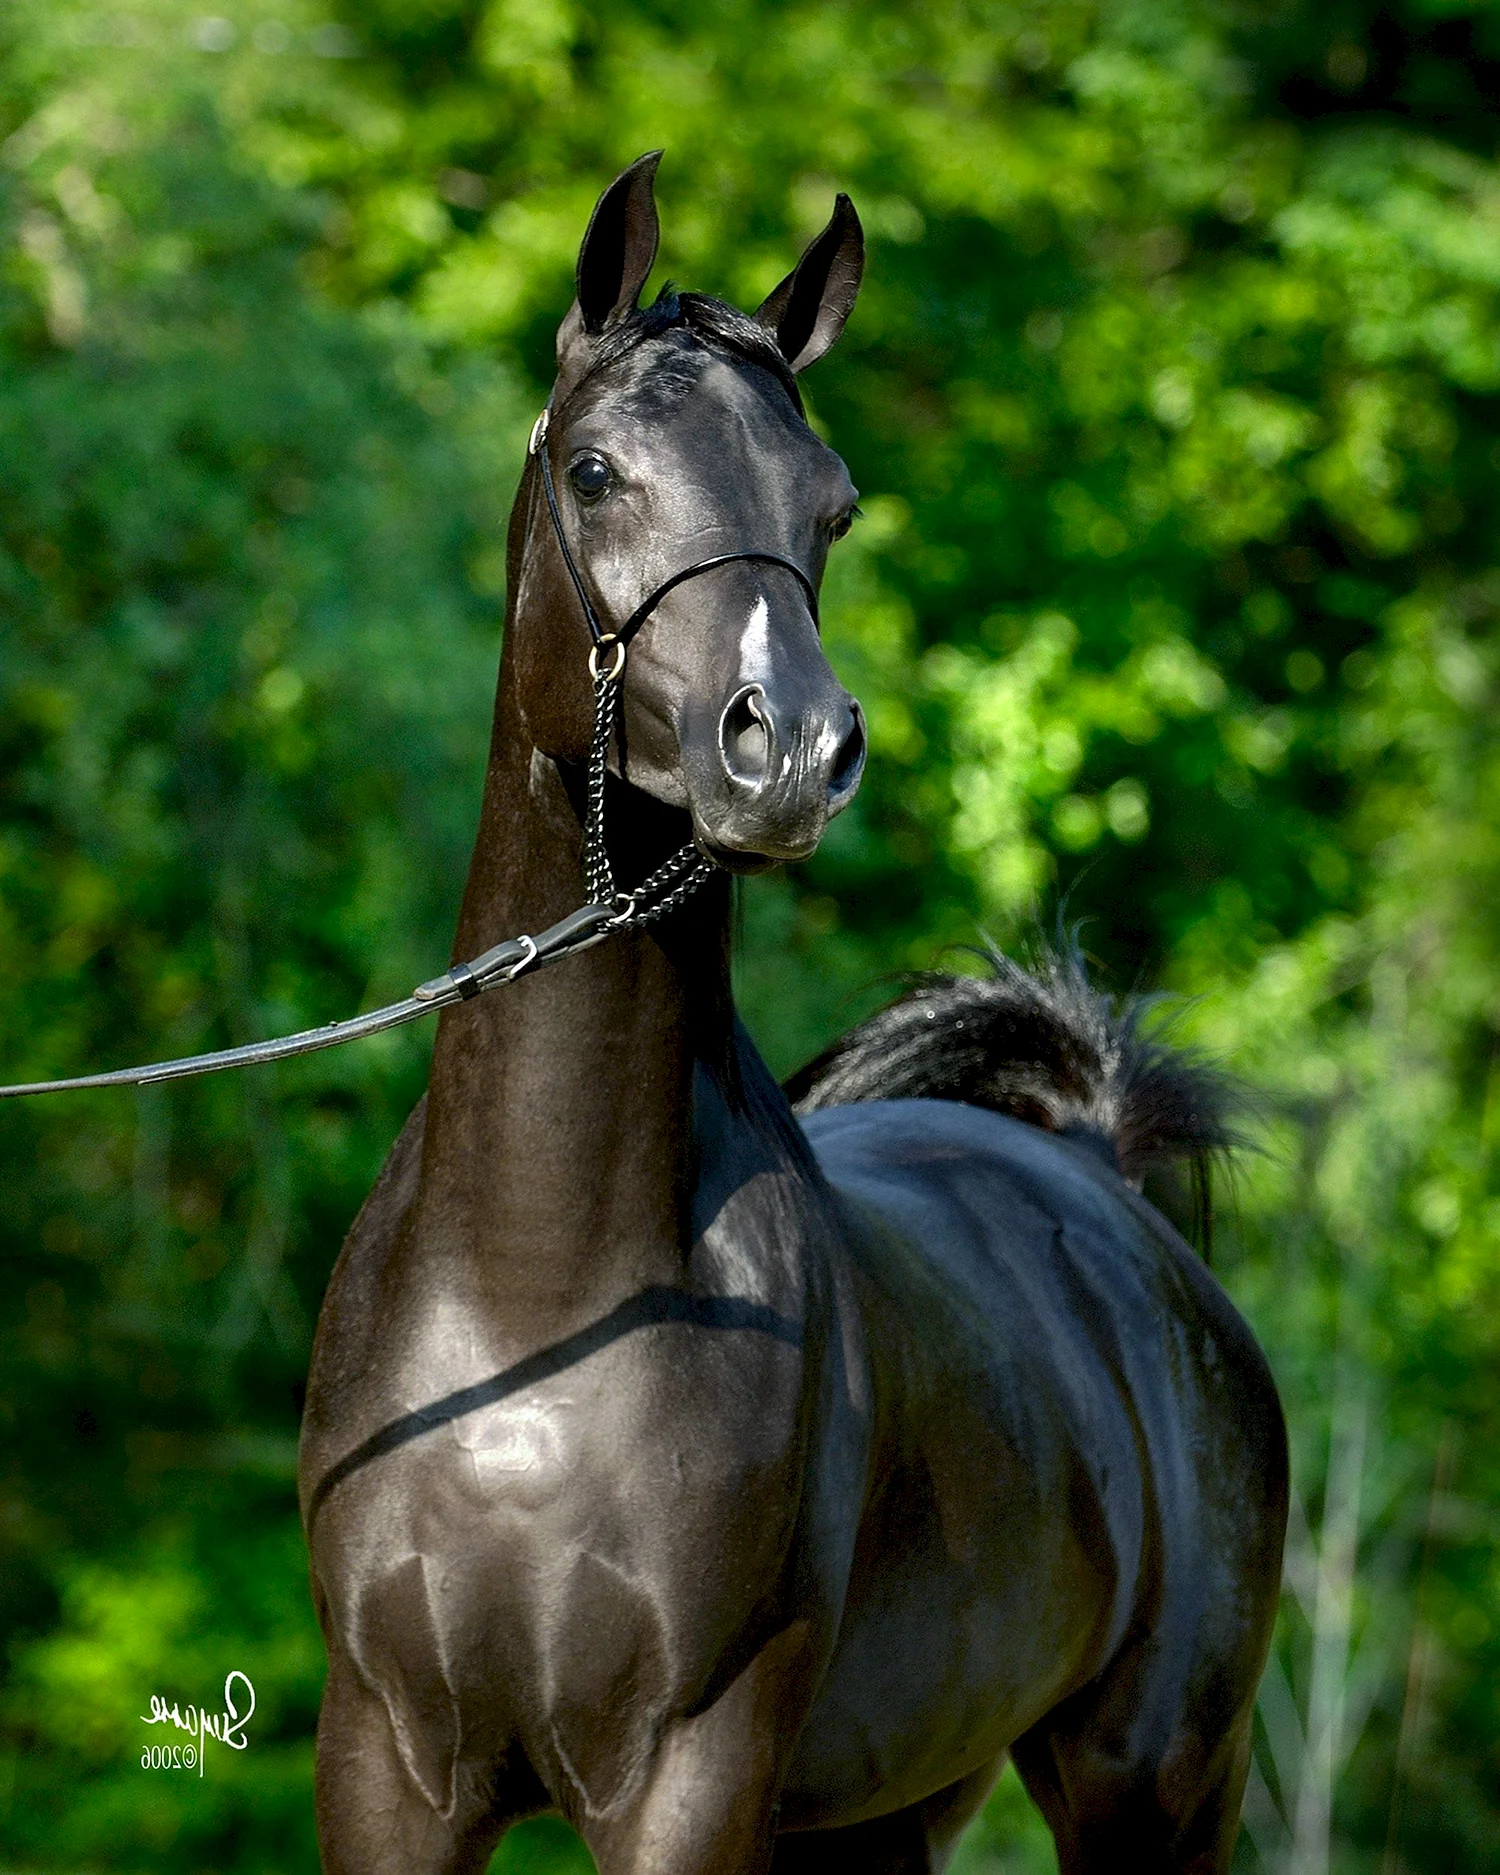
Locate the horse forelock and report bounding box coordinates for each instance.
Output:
[565,287,804,419]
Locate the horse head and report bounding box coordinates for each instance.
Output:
[512,152,867,874]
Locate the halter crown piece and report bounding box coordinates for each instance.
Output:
[0,403,820,1099]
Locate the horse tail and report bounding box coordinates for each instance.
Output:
[783,936,1244,1256]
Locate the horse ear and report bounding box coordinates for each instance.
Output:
[753,194,864,373]
[572,151,662,338]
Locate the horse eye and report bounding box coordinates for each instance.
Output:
[828,505,860,542]
[568,453,612,501]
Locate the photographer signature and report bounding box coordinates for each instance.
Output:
[139,1670,255,1776]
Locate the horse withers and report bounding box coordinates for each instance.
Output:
[298,153,1287,1875]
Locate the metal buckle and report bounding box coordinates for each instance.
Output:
[588,636,626,683]
[500,934,539,981]
[528,409,549,456]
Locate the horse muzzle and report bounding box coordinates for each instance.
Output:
[688,683,866,869]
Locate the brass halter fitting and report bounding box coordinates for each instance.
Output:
[588,635,626,684]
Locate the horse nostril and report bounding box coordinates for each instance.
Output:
[719,686,772,785]
[828,703,866,801]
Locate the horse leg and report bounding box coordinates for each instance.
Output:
[1010,1672,1255,1875]
[580,1625,832,1875]
[313,1651,516,1875]
[766,1764,1004,1875]
[765,1766,1001,1875]
[770,1805,931,1875]
[920,1758,1006,1869]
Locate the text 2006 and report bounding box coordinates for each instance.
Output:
[140,1742,197,1770]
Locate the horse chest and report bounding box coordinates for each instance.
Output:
[309,1269,827,1782]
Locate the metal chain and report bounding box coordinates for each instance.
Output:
[582,667,620,906]
[628,857,717,927]
[581,646,717,931]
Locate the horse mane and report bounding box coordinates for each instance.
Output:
[579,286,805,416]
[783,936,1246,1256]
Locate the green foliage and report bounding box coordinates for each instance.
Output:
[3,0,1500,1870]
[3,1520,322,1866]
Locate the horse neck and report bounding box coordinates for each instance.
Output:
[416,640,735,1329]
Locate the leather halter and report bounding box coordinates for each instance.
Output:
[0,395,822,1099]
[526,400,817,913]
[528,404,819,654]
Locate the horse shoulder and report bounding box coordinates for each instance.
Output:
[300,1096,428,1499]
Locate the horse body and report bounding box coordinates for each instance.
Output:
[299,154,1286,1875]
[787,1100,1283,1839]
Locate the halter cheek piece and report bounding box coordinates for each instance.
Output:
[0,404,820,1099]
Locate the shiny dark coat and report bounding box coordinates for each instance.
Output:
[298,155,1287,1875]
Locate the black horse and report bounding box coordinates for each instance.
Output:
[298,154,1287,1875]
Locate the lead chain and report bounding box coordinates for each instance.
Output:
[629,856,717,926]
[580,650,715,929]
[582,666,620,906]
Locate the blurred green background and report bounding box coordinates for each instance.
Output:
[2,0,1500,1868]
